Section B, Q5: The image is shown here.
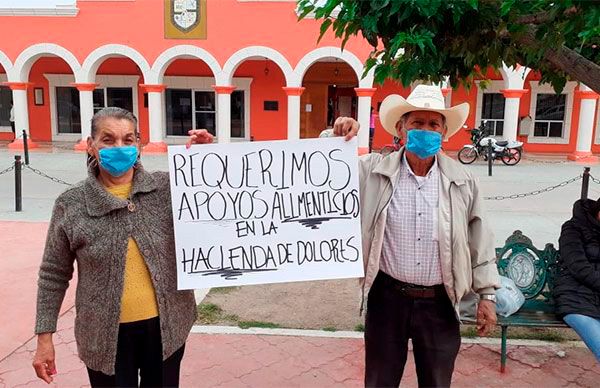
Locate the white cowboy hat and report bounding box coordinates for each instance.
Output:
[379,84,470,139]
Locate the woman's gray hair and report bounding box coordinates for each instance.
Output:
[91,107,139,139]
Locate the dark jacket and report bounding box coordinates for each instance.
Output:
[35,164,197,375]
[554,199,600,319]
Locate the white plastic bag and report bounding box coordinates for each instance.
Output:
[496,276,525,317]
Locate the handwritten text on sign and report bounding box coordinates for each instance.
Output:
[168,138,364,289]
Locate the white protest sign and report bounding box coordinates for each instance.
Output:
[168,137,364,290]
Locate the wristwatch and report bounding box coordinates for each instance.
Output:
[480,294,497,303]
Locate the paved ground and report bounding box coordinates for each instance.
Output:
[1,307,599,387]
[1,145,599,387]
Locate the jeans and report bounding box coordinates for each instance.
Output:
[563,314,600,361]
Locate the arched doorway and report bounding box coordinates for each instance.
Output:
[300,60,358,138]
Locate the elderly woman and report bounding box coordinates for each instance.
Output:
[554,198,600,361]
[32,107,212,387]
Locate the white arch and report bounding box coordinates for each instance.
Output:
[149,45,222,84]
[79,44,151,83]
[0,50,12,75]
[11,43,81,82]
[221,46,294,86]
[292,47,373,88]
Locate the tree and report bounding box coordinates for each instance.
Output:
[297,0,600,93]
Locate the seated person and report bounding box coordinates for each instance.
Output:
[554,198,600,361]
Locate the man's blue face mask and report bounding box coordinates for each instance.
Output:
[405,129,443,159]
[98,146,138,177]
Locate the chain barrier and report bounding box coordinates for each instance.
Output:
[589,175,600,185]
[484,175,582,201]
[0,164,15,176]
[23,165,74,186]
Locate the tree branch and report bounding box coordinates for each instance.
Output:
[516,6,578,25]
[516,27,600,93]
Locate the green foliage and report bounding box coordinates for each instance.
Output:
[298,0,600,93]
[197,303,223,324]
[354,323,365,332]
[238,320,281,329]
[322,326,338,332]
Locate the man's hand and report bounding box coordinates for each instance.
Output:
[32,333,56,384]
[333,117,359,141]
[476,299,497,337]
[186,129,214,148]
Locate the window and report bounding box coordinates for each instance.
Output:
[56,87,81,134]
[481,93,505,136]
[0,87,12,127]
[194,91,216,136]
[533,94,566,138]
[93,87,133,114]
[166,89,193,136]
[166,88,246,138]
[231,90,245,138]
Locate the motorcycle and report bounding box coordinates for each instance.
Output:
[380,136,401,155]
[457,122,523,165]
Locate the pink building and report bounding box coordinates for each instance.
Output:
[0,0,598,159]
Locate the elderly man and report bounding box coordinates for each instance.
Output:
[329,85,499,387]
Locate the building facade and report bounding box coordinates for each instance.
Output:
[0,0,598,158]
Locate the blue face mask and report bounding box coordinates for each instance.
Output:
[405,129,443,159]
[98,146,138,177]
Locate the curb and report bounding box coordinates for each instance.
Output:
[191,325,587,348]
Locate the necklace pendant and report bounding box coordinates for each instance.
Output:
[127,201,136,212]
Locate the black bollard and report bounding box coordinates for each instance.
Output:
[581,167,591,200]
[487,139,493,177]
[15,155,22,212]
[22,130,29,165]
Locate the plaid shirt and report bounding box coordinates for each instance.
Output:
[379,154,443,286]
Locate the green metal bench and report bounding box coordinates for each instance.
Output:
[494,230,567,372]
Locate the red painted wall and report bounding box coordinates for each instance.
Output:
[0,0,373,73]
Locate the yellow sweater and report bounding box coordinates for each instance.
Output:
[106,183,159,323]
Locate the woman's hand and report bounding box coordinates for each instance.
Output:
[186,129,214,149]
[32,333,56,384]
[333,117,360,141]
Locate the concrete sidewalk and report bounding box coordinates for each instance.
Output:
[2,148,600,387]
[1,307,599,388]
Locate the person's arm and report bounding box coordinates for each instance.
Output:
[467,178,500,295]
[559,221,600,292]
[466,178,500,336]
[33,200,75,383]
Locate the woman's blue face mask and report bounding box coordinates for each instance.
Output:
[97,146,138,177]
[405,129,443,159]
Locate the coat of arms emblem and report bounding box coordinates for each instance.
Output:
[171,0,200,32]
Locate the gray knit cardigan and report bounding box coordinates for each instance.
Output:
[35,163,197,375]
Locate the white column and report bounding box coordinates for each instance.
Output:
[283,87,304,140]
[214,86,235,144]
[6,82,40,149]
[355,88,376,153]
[502,97,520,141]
[500,89,528,142]
[72,83,98,150]
[12,88,29,136]
[79,90,94,140]
[148,91,163,143]
[141,84,167,152]
[574,85,599,154]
